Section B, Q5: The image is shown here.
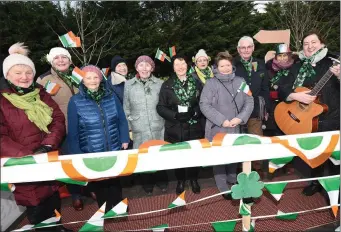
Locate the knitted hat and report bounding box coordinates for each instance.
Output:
[135,55,155,71]
[3,42,36,78]
[194,49,210,62]
[275,44,291,55]
[111,55,126,71]
[46,47,72,64]
[81,65,103,81]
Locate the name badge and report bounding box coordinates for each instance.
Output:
[178,105,188,113]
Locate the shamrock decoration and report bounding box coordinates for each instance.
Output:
[231,171,264,199]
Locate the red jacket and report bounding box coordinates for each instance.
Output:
[0,78,66,206]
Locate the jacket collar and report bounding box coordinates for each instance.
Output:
[131,75,157,84]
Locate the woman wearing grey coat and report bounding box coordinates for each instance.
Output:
[123,55,168,195]
[199,51,254,199]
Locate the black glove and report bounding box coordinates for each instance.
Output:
[175,112,192,123]
[33,145,53,154]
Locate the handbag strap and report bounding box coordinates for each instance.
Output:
[215,78,240,115]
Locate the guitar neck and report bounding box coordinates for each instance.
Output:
[309,70,333,96]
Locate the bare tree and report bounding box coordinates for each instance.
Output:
[47,1,122,66]
[269,1,338,51]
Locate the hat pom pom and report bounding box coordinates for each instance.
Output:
[8,42,29,56]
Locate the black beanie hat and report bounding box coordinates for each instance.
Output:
[111,55,126,71]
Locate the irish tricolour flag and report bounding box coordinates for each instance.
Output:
[155,48,171,62]
[44,80,61,95]
[72,67,86,85]
[239,81,252,96]
[79,202,106,232]
[15,210,61,231]
[169,46,176,57]
[59,31,81,48]
[103,198,128,218]
[318,176,340,217]
[168,191,186,209]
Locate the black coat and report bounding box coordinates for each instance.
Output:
[234,56,271,119]
[156,76,204,143]
[278,54,340,131]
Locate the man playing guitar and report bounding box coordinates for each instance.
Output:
[278,30,340,196]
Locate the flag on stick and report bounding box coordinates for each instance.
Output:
[71,67,86,85]
[169,46,176,57]
[59,31,81,48]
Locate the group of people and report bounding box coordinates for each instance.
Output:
[1,30,340,231]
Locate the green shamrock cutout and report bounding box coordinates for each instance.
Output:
[231,171,264,199]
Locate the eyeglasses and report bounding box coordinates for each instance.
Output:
[239,45,254,51]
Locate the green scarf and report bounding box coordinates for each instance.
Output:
[292,47,327,89]
[173,75,197,125]
[270,69,289,87]
[194,66,214,84]
[7,81,36,95]
[2,88,53,133]
[84,82,105,103]
[52,66,77,89]
[240,57,253,82]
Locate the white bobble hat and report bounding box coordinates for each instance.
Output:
[193,49,211,63]
[3,42,36,78]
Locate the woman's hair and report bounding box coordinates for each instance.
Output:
[301,29,326,45]
[215,51,233,66]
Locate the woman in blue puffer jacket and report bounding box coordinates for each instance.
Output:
[67,65,129,212]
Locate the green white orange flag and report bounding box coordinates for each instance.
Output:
[101,68,110,79]
[318,176,340,217]
[276,210,298,220]
[264,182,287,201]
[238,81,252,96]
[44,80,61,95]
[59,31,81,48]
[150,224,169,232]
[329,151,340,165]
[168,191,186,209]
[212,220,237,232]
[269,157,294,173]
[15,210,61,231]
[71,67,86,85]
[155,48,171,62]
[239,199,251,216]
[242,219,255,232]
[103,198,128,218]
[1,183,15,192]
[169,46,176,57]
[79,202,106,232]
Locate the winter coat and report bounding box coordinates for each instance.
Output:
[265,58,296,133]
[37,68,78,131]
[199,71,254,141]
[234,56,270,119]
[108,72,126,104]
[0,78,65,206]
[156,75,204,143]
[67,81,129,154]
[123,76,165,148]
[278,54,340,132]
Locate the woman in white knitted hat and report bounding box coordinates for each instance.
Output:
[36,47,94,211]
[0,43,72,232]
[191,49,214,89]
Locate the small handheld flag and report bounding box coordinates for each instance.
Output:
[169,46,176,58]
[155,48,171,62]
[44,80,61,95]
[238,81,252,96]
[71,67,86,85]
[59,31,81,48]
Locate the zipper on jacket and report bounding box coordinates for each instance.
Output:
[97,102,110,151]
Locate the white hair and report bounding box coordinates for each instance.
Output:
[237,36,254,47]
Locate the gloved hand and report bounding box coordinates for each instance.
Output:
[33,145,53,154]
[175,112,192,123]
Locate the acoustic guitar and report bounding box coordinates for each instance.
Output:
[274,57,339,135]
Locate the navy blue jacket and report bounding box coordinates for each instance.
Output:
[67,81,129,154]
[107,74,125,104]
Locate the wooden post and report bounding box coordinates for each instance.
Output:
[242,161,252,231]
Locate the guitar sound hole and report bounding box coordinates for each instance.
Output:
[287,111,300,123]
